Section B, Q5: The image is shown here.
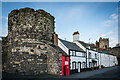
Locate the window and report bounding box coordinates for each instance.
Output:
[83,53,85,57]
[95,53,97,59]
[31,49,34,52]
[76,52,81,56]
[89,62,92,68]
[89,52,91,58]
[72,62,76,69]
[44,25,47,30]
[72,51,76,56]
[70,50,72,56]
[82,62,86,68]
[105,45,107,49]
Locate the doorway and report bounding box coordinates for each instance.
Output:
[64,66,66,76]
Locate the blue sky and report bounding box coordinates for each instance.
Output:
[1,2,118,47]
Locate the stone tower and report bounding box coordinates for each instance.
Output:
[99,37,109,49]
[8,7,54,43]
[3,7,62,75]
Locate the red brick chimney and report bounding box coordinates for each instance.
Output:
[54,33,58,46]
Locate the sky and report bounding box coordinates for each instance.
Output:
[1,2,119,47]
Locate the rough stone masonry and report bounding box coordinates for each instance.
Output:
[2,7,62,75]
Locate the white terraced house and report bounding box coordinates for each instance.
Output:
[58,32,118,73]
[58,31,118,74]
[72,31,118,69]
[58,38,86,74]
[98,51,118,68]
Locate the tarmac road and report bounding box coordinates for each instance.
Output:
[2,66,120,80]
[90,66,120,78]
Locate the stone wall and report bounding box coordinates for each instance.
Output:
[3,7,62,75]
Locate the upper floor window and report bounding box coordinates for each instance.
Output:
[72,51,76,56]
[83,53,85,57]
[89,52,91,58]
[70,50,72,56]
[95,53,97,59]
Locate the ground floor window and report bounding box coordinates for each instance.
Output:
[89,62,92,68]
[82,62,86,68]
[72,62,76,69]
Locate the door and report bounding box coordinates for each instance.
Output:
[64,66,66,76]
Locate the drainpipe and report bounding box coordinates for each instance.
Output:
[109,55,110,67]
[86,49,87,68]
[100,53,101,68]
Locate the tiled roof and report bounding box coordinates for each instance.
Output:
[59,38,84,52]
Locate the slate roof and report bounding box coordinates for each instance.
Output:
[59,38,84,52]
[1,37,6,41]
[50,44,69,56]
[78,41,97,50]
[78,41,89,48]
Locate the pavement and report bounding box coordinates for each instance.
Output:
[2,66,120,80]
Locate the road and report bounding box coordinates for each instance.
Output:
[2,66,120,80]
[90,66,120,78]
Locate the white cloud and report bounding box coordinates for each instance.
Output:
[103,20,113,27]
[110,13,118,20]
[103,13,118,27]
[100,31,113,37]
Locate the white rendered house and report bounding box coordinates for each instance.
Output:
[58,31,118,74]
[58,38,86,73]
[72,31,118,69]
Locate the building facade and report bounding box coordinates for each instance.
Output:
[59,31,118,74]
[58,38,86,74]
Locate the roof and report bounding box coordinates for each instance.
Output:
[50,44,69,56]
[78,41,97,50]
[96,49,116,56]
[1,37,6,41]
[59,38,84,52]
[78,41,89,48]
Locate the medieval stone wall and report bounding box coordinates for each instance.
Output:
[3,7,62,75]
